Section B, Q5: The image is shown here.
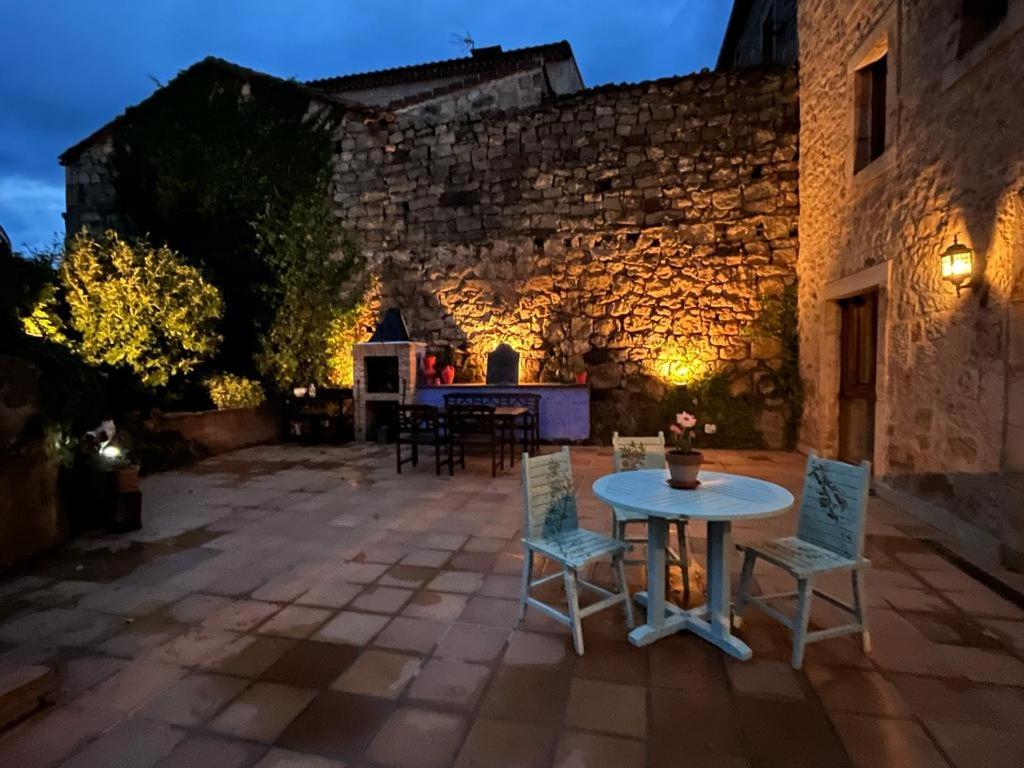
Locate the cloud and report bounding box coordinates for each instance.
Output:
[0,174,65,253]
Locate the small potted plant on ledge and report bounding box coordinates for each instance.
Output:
[570,359,587,385]
[666,411,704,489]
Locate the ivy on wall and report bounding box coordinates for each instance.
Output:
[109,59,362,388]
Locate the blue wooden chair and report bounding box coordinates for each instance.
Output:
[611,432,691,605]
[734,452,872,668]
[518,447,633,655]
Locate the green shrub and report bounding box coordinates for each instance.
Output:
[659,373,765,450]
[205,373,265,410]
[27,230,223,388]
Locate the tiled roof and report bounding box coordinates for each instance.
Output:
[306,41,574,92]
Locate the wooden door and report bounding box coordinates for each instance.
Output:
[838,292,878,465]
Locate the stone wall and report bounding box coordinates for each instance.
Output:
[798,1,1024,563]
[331,68,800,443]
[64,137,118,238]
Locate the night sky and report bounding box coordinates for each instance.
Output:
[0,0,731,252]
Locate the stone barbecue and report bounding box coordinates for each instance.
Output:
[352,310,425,441]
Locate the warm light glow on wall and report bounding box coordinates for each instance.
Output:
[649,339,715,386]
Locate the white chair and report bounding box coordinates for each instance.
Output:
[518,447,633,655]
[734,452,872,669]
[611,432,691,605]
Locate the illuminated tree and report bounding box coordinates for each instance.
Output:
[59,230,222,387]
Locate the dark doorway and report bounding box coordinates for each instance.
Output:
[838,291,878,465]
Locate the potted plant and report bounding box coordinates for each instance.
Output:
[570,360,588,385]
[666,411,704,489]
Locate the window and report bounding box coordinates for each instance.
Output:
[958,0,1008,57]
[854,54,888,172]
[761,8,777,65]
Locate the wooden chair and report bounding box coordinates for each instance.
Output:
[734,452,872,669]
[446,404,510,478]
[611,432,691,606]
[519,447,633,655]
[396,405,453,476]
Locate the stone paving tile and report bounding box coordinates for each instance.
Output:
[502,629,570,668]
[350,585,415,614]
[427,571,485,594]
[552,730,645,768]
[434,624,511,662]
[208,681,316,742]
[296,580,362,609]
[202,634,296,678]
[481,667,573,726]
[257,605,333,640]
[455,716,558,768]
[726,658,807,701]
[922,719,1024,768]
[154,733,268,767]
[58,716,184,768]
[255,747,346,768]
[830,713,951,768]
[275,690,392,761]
[74,657,186,713]
[365,706,467,768]
[331,649,422,699]
[314,610,390,646]
[402,590,470,620]
[459,596,520,628]
[260,640,361,688]
[374,616,449,654]
[139,671,249,725]
[565,677,646,738]
[406,658,491,708]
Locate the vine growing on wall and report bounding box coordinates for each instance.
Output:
[748,282,802,446]
[109,59,363,388]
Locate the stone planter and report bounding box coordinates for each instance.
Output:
[114,464,140,493]
[665,450,702,488]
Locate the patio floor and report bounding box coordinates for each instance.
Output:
[0,443,1022,768]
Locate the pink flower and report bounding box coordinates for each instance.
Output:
[670,424,683,434]
[676,412,697,429]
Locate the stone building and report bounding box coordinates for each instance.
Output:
[60,42,799,447]
[796,1,1024,567]
[718,0,799,68]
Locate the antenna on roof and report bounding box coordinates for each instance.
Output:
[450,30,475,54]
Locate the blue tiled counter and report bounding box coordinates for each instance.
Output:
[415,384,590,441]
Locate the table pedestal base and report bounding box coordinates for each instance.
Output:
[627,518,753,661]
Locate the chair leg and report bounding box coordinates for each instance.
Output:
[852,568,871,653]
[563,568,584,655]
[396,441,402,473]
[612,553,634,629]
[733,550,757,629]
[675,521,690,607]
[791,577,813,669]
[518,546,534,621]
[412,441,418,467]
[447,438,455,476]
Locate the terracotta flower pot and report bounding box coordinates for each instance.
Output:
[115,464,140,493]
[422,355,437,379]
[574,371,588,385]
[665,450,702,489]
[440,365,456,385]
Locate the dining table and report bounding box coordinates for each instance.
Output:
[592,468,794,660]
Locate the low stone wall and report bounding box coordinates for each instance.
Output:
[332,67,799,443]
[146,405,280,456]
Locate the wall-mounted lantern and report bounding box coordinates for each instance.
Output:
[940,236,974,296]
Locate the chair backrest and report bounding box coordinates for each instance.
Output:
[612,431,666,472]
[795,451,872,560]
[397,404,438,434]
[521,447,578,541]
[444,392,540,418]
[446,404,495,435]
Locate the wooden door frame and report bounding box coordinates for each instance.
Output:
[818,261,892,475]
